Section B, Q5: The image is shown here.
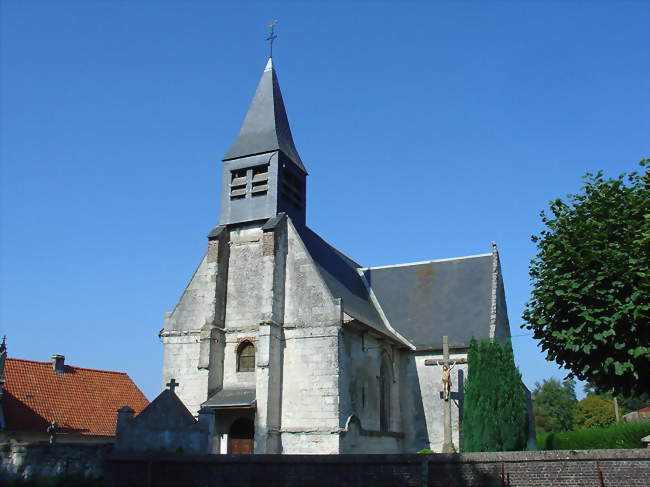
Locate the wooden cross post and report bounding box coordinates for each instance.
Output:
[424,336,466,453]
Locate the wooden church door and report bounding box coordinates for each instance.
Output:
[228,418,254,454]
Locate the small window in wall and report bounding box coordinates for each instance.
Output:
[379,357,392,431]
[237,342,255,372]
[230,169,247,200]
[251,164,269,197]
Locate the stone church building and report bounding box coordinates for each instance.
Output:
[160,58,513,454]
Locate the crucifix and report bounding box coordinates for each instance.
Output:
[266,20,278,58]
[424,335,466,453]
[166,378,179,393]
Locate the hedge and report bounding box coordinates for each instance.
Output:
[538,421,650,450]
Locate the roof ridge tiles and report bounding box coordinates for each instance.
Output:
[6,357,129,375]
[361,252,493,271]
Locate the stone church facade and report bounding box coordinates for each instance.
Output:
[160,58,513,454]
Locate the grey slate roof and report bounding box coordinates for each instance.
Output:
[223,58,306,173]
[133,389,197,427]
[361,254,494,350]
[298,226,403,343]
[202,388,256,409]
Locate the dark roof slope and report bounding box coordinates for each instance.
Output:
[2,358,148,436]
[223,58,305,172]
[132,389,196,429]
[362,254,493,350]
[298,226,403,343]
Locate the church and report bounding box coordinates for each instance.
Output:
[159,57,513,454]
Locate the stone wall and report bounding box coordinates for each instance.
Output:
[405,350,468,452]
[0,442,111,483]
[103,449,650,487]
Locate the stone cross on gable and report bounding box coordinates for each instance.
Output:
[424,336,466,453]
[166,378,179,393]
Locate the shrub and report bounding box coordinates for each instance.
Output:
[572,395,616,429]
[540,420,650,450]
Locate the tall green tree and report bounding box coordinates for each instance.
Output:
[532,378,577,433]
[523,161,650,397]
[463,338,529,452]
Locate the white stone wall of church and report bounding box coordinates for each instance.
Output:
[221,331,257,389]
[275,221,345,453]
[338,329,405,453]
[160,334,207,416]
[403,352,467,453]
[280,326,340,431]
[280,433,340,454]
[283,222,342,327]
[161,247,221,416]
[339,330,398,432]
[224,226,265,329]
[164,255,215,332]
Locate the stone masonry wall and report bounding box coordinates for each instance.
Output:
[0,442,111,483]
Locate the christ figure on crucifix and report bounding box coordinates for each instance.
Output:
[437,360,456,401]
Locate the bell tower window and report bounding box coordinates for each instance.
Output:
[281,171,304,209]
[230,169,247,200]
[229,164,270,200]
[251,165,269,196]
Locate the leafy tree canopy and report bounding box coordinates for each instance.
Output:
[572,395,616,430]
[532,377,577,433]
[583,382,650,415]
[523,160,650,397]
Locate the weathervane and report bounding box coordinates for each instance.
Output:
[266,20,278,58]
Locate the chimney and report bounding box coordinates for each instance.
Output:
[52,354,65,375]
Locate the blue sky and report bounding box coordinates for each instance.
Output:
[1,1,648,401]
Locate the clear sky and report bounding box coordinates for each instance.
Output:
[1,1,648,401]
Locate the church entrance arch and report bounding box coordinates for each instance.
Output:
[228,418,254,454]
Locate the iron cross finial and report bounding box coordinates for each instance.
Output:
[266,20,278,58]
[166,378,179,392]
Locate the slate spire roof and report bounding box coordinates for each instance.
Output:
[223,58,306,173]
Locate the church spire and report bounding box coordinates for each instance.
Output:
[223,58,306,173]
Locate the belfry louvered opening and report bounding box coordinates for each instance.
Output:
[281,171,304,208]
[229,164,270,200]
[230,169,247,199]
[251,164,269,196]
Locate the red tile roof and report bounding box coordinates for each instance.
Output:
[1,358,149,437]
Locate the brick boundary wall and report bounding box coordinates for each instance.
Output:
[104,449,650,487]
[1,443,648,486]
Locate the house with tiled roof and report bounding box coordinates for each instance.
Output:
[0,338,149,443]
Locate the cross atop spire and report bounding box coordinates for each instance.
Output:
[266,20,278,58]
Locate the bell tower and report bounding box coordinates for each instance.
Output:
[219,58,307,227]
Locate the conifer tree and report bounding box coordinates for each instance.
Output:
[462,338,529,452]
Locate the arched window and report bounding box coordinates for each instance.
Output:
[379,356,392,431]
[237,341,255,372]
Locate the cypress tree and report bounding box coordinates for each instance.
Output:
[462,338,529,451]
